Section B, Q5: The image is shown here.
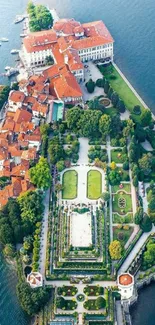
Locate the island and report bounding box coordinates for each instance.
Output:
[0,2,155,325]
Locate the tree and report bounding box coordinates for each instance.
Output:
[107,87,113,99]
[148,198,155,221]
[77,110,102,138]
[66,107,82,131]
[134,207,143,225]
[95,297,106,309]
[29,157,51,190]
[48,137,64,164]
[108,169,121,185]
[3,244,15,258]
[138,153,152,176]
[0,224,14,245]
[141,109,152,127]
[111,92,119,107]
[140,214,152,232]
[123,119,135,137]
[109,240,122,260]
[85,79,95,93]
[110,161,117,170]
[28,3,54,32]
[133,175,138,187]
[133,105,141,115]
[55,183,63,192]
[40,123,50,137]
[99,114,111,137]
[110,114,121,137]
[56,160,65,172]
[101,192,110,202]
[104,80,109,94]
[117,99,126,113]
[16,281,51,315]
[96,78,105,88]
[18,191,43,225]
[45,55,54,66]
[135,124,146,142]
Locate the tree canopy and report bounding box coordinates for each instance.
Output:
[18,191,43,225]
[29,157,51,190]
[109,240,122,260]
[27,1,53,32]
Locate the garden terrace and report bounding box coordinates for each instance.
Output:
[111,149,127,164]
[88,146,108,163]
[84,296,106,310]
[57,286,78,296]
[113,225,134,247]
[62,170,78,199]
[98,64,145,123]
[56,296,77,310]
[84,285,104,296]
[112,191,132,215]
[112,183,131,194]
[87,170,102,199]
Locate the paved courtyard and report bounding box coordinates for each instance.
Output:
[70,212,92,247]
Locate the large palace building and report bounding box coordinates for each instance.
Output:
[20,17,114,104]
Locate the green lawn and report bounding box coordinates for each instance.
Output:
[62,170,78,199]
[113,213,133,224]
[113,226,134,247]
[111,149,126,163]
[112,192,132,215]
[98,64,145,122]
[112,183,131,194]
[87,170,102,199]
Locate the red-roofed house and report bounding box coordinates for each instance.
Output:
[14,109,32,124]
[8,91,25,112]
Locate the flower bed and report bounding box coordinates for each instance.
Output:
[57,285,78,296]
[84,285,104,296]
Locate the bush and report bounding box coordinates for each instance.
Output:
[133,105,141,115]
[118,232,124,240]
[140,214,152,232]
[96,78,105,88]
[123,160,129,170]
[86,79,95,93]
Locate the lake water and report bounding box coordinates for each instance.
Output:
[0,0,155,324]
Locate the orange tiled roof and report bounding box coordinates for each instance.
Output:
[21,148,37,161]
[119,274,133,286]
[54,18,81,35]
[53,71,82,99]
[23,29,57,53]
[14,109,32,124]
[31,101,48,115]
[9,90,25,103]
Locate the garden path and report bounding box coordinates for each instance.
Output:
[118,225,155,274]
[80,61,104,101]
[77,137,89,165]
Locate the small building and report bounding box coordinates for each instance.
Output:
[117,273,134,300]
[27,272,43,288]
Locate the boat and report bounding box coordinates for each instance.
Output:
[5,66,11,71]
[0,38,9,42]
[6,68,19,77]
[10,49,20,54]
[14,15,25,24]
[20,33,27,38]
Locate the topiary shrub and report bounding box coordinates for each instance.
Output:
[133,105,141,115]
[118,232,124,240]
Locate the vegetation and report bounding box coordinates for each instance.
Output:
[84,296,106,310]
[113,226,133,247]
[85,78,95,93]
[62,170,78,199]
[109,240,122,260]
[87,170,102,199]
[112,192,132,215]
[83,285,104,296]
[57,286,78,296]
[27,1,53,32]
[29,157,52,190]
[0,85,10,110]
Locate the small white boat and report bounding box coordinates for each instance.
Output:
[14,15,25,24]
[20,33,27,38]
[0,43,1,46]
[10,49,19,54]
[0,38,9,42]
[5,66,11,71]
[6,68,19,77]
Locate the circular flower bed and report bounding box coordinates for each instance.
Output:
[99,98,110,107]
[118,197,126,209]
[77,294,85,302]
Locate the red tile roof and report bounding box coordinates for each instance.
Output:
[54,18,81,35]
[9,90,25,103]
[23,29,57,53]
[14,109,32,124]
[53,71,82,99]
[119,274,133,286]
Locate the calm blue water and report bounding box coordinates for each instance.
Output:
[0,0,155,324]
